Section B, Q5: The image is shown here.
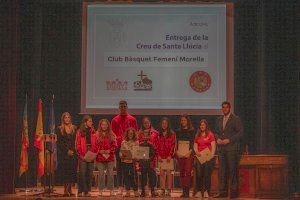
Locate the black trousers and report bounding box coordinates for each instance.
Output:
[195,158,214,193]
[140,167,156,191]
[122,162,138,191]
[218,150,239,195]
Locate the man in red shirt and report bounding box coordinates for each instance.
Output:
[111,100,138,195]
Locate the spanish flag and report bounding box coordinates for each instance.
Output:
[34,99,44,177]
[19,95,29,177]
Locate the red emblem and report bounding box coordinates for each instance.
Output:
[189,71,211,93]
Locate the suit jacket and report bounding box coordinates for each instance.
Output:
[215,114,243,152]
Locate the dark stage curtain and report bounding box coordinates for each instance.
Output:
[0,0,299,195]
[0,0,19,194]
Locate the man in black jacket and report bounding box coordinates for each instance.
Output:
[214,101,243,199]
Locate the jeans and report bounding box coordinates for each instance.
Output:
[78,160,93,193]
[96,161,114,190]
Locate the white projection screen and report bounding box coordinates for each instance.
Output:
[81,2,234,115]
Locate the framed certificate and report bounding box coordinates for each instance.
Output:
[132,146,149,159]
[177,140,190,156]
[121,149,132,159]
[196,147,213,164]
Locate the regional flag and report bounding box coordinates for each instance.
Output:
[19,95,29,177]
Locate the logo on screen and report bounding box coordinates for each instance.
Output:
[189,71,211,93]
[134,70,152,91]
[106,79,128,91]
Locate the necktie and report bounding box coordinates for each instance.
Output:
[223,116,228,130]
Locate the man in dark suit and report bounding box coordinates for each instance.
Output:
[214,101,243,199]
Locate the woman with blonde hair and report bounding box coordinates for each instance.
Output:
[94,119,117,197]
[56,112,77,196]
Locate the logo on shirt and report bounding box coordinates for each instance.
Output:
[189,71,211,93]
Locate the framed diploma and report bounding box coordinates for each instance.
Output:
[132,146,149,159]
[121,149,132,159]
[177,140,190,156]
[196,147,213,164]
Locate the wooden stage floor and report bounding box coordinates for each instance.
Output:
[0,187,290,200]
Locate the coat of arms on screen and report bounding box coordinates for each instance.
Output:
[134,70,152,91]
[106,19,126,48]
[189,71,211,93]
[106,79,128,91]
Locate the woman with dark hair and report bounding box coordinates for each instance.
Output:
[76,115,97,197]
[157,117,176,197]
[137,116,159,196]
[119,127,139,197]
[95,119,117,197]
[193,119,216,198]
[175,115,195,197]
[56,112,77,196]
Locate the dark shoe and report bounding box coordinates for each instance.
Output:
[186,188,190,197]
[151,191,158,197]
[180,188,186,198]
[165,189,171,197]
[140,190,146,197]
[160,189,165,197]
[214,193,228,198]
[84,192,91,197]
[63,193,69,197]
[230,193,238,199]
[69,193,75,197]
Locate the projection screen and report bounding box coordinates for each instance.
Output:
[81,3,234,115]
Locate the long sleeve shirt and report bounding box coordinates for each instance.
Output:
[111,114,138,147]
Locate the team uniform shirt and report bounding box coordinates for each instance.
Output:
[94,132,117,162]
[76,128,97,158]
[111,114,138,147]
[194,131,215,152]
[157,131,176,159]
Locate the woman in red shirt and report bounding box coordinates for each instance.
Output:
[94,119,117,197]
[76,115,97,197]
[193,119,216,198]
[157,117,176,197]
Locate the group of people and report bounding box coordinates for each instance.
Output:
[56,100,243,199]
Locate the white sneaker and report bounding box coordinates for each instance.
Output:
[195,191,202,198]
[204,191,209,198]
[110,190,115,196]
[117,187,123,195]
[98,190,103,197]
[134,190,140,197]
